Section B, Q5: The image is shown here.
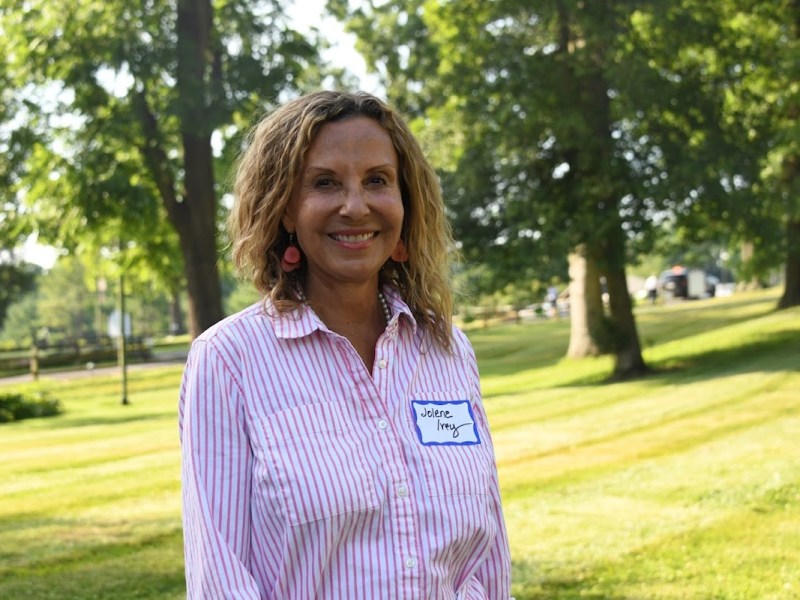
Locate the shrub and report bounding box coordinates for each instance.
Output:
[0,392,62,423]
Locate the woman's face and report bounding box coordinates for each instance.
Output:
[283,116,404,294]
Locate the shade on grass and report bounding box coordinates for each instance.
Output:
[0,289,797,599]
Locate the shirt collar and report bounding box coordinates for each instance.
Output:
[269,285,417,340]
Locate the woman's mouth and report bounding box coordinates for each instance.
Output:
[330,232,377,243]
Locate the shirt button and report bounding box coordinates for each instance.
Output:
[405,556,417,569]
[396,484,408,497]
[378,358,388,369]
[377,419,388,430]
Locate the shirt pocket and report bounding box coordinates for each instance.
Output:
[409,390,494,497]
[255,401,379,526]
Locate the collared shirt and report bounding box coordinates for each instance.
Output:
[179,287,511,599]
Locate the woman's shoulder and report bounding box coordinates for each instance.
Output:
[449,323,475,354]
[194,300,271,347]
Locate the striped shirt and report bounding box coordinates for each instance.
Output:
[179,286,512,599]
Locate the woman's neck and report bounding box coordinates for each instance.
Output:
[304,282,387,372]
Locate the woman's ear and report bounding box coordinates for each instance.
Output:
[281,212,295,233]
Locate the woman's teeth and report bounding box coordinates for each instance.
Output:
[331,233,375,242]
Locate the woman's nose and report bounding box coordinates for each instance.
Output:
[339,185,370,218]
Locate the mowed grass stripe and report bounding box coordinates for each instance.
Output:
[1,448,179,509]
[505,412,799,598]
[3,425,178,472]
[498,381,796,497]
[0,529,186,600]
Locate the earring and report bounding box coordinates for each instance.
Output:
[281,233,302,272]
[391,239,408,263]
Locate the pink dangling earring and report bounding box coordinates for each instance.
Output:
[391,239,408,263]
[281,233,302,272]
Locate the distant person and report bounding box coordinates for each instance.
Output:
[645,274,658,304]
[546,285,559,317]
[179,90,512,598]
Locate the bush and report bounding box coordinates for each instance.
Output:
[0,392,62,423]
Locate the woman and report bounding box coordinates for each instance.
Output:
[179,90,511,599]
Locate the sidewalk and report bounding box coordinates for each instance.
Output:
[0,349,188,386]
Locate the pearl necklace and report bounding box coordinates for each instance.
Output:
[378,290,392,324]
[301,288,392,324]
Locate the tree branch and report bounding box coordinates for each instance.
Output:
[130,88,181,224]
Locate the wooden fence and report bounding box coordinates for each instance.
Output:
[0,338,152,375]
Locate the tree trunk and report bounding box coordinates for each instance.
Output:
[169,289,186,335]
[172,139,224,338]
[174,0,224,338]
[604,264,648,378]
[561,14,646,376]
[599,222,648,379]
[778,217,800,308]
[567,247,604,358]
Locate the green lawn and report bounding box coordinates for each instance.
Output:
[1,289,798,599]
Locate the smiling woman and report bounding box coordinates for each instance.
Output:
[178,90,512,599]
[282,116,405,356]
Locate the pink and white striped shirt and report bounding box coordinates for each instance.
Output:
[179,286,511,599]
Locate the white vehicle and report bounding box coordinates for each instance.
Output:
[686,269,707,298]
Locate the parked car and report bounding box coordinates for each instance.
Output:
[660,268,689,298]
[659,267,716,299]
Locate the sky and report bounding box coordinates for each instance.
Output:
[21,234,60,270]
[287,0,381,93]
[20,0,377,270]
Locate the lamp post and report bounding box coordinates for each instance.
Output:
[116,244,129,406]
[96,277,107,338]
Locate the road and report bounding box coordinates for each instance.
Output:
[0,350,188,386]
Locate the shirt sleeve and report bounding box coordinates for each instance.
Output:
[457,329,513,599]
[179,338,260,599]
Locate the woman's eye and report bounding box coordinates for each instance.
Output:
[366,174,388,185]
[314,176,335,188]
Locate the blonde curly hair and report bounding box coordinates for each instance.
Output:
[228,90,455,351]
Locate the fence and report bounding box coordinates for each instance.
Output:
[0,337,152,375]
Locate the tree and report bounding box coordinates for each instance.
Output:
[737,0,800,308]
[35,256,95,342]
[629,0,800,307]
[0,259,40,331]
[335,0,662,377]
[0,291,40,345]
[0,0,322,337]
[336,0,799,376]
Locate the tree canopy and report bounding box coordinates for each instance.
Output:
[1,0,796,354]
[333,0,800,377]
[0,0,324,337]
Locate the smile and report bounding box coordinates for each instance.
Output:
[330,232,377,243]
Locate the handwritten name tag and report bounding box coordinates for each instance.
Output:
[410,400,480,446]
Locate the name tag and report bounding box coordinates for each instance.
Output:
[410,400,480,445]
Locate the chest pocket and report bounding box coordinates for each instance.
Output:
[409,391,494,497]
[255,401,379,526]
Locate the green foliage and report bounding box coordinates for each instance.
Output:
[337,0,799,314]
[224,279,262,315]
[0,260,40,330]
[35,256,95,341]
[0,391,61,423]
[0,292,40,345]
[1,0,327,334]
[0,253,182,344]
[632,0,800,291]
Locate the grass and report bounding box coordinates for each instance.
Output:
[0,288,798,599]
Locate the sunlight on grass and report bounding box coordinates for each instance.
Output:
[0,289,798,599]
